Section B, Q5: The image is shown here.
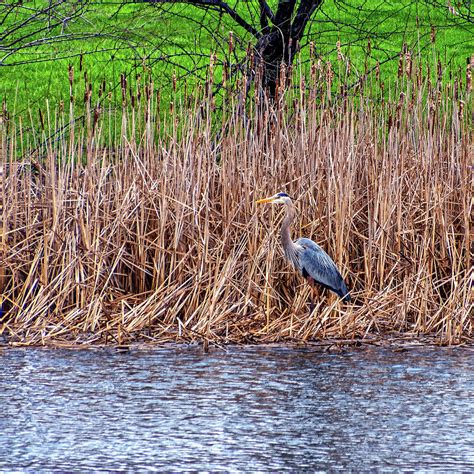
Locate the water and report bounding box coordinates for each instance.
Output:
[0,345,473,471]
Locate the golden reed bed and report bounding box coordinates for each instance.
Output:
[0,56,471,346]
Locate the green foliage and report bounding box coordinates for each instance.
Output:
[0,0,471,114]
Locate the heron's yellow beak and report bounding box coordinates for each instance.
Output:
[256,197,275,204]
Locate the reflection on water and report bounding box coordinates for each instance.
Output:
[0,345,473,471]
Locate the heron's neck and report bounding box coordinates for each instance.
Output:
[281,202,298,262]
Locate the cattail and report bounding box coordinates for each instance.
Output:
[458,100,464,121]
[93,106,100,131]
[429,97,436,122]
[208,53,216,90]
[447,1,458,15]
[248,49,255,70]
[325,61,333,102]
[397,92,405,109]
[405,50,412,78]
[83,83,91,105]
[223,62,228,86]
[98,79,106,98]
[466,56,472,93]
[121,73,127,106]
[417,63,423,88]
[430,25,436,43]
[336,41,343,61]
[398,51,404,78]
[326,60,333,82]
[300,74,305,97]
[68,65,74,86]
[228,31,234,55]
[68,65,74,104]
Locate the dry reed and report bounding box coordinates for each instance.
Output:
[0,52,471,347]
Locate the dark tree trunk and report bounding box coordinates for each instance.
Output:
[255,0,323,97]
[139,0,322,97]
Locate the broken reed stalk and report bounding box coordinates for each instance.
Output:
[0,51,471,347]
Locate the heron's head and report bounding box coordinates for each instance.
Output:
[256,192,292,205]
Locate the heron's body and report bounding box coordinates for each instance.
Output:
[290,237,350,300]
[257,192,351,303]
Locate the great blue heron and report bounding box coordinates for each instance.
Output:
[256,192,351,310]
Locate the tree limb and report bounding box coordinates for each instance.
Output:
[136,0,261,38]
[291,0,323,42]
[258,0,274,29]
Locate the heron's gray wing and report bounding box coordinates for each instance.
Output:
[295,238,350,300]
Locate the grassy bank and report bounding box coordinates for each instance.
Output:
[1,1,472,115]
[0,51,471,347]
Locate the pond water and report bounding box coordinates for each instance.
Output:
[0,345,473,471]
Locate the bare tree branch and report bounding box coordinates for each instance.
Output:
[258,0,275,26]
[134,0,261,37]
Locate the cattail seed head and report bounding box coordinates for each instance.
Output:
[398,52,404,78]
[336,41,343,61]
[466,56,472,93]
[228,31,234,54]
[405,50,412,78]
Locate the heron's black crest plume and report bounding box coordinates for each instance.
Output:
[277,192,290,198]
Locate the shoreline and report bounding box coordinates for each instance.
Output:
[1,333,473,350]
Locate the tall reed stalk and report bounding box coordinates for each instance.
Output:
[0,51,471,346]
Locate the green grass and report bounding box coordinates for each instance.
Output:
[1,1,471,116]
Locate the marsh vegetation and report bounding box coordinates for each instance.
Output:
[0,44,471,346]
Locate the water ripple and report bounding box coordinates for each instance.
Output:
[0,346,473,471]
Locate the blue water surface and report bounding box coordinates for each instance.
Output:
[0,345,473,471]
